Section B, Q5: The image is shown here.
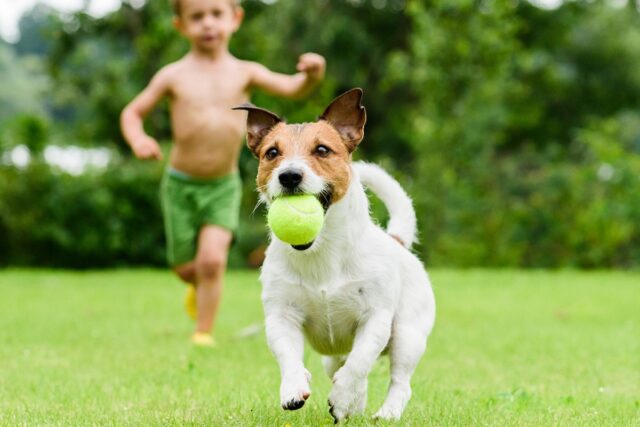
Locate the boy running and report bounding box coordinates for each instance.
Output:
[120,0,325,346]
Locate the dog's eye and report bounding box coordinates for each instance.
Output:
[265,147,279,160]
[315,145,332,157]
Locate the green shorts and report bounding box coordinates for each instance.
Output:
[160,168,242,266]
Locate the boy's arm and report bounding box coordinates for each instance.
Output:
[120,68,172,160]
[249,53,326,100]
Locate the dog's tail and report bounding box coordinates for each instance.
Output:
[353,161,417,248]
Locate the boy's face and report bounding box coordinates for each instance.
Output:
[174,0,243,52]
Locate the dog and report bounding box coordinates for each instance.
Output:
[234,88,436,422]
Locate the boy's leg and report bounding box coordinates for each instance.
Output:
[174,263,196,284]
[194,224,233,334]
[173,263,198,321]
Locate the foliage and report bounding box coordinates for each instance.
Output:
[1,0,640,268]
[0,154,267,268]
[375,0,640,267]
[0,43,49,132]
[387,0,521,265]
[13,3,58,57]
[0,158,165,268]
[46,1,182,147]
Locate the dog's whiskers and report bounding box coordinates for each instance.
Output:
[250,197,267,219]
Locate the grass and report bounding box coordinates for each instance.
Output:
[0,269,638,426]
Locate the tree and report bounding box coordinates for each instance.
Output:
[0,43,50,151]
[14,3,58,57]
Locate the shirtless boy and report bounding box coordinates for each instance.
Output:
[120,0,325,346]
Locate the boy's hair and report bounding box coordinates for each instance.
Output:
[171,0,240,16]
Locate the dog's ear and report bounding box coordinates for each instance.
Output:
[233,103,282,157]
[319,88,366,153]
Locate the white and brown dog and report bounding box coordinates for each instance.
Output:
[234,89,435,422]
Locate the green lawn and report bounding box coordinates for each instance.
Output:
[0,269,638,426]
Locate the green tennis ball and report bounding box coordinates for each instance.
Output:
[267,194,324,245]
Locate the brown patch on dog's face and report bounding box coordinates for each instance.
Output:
[253,121,289,194]
[255,121,353,204]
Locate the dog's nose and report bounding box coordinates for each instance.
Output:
[279,169,303,190]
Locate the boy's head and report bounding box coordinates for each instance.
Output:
[172,0,243,52]
[171,0,239,16]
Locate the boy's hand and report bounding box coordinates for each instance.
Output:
[297,53,326,82]
[131,135,163,160]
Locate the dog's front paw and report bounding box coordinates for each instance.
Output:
[327,368,367,422]
[280,369,312,411]
[373,405,402,421]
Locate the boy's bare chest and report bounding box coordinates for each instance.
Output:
[171,68,250,108]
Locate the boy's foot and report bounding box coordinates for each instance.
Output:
[184,285,197,321]
[192,332,216,347]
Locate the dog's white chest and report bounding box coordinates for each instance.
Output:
[298,281,368,355]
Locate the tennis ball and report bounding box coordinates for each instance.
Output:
[267,194,324,245]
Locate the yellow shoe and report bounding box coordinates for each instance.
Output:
[192,332,216,347]
[184,285,197,321]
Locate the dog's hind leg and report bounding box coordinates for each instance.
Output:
[374,324,427,420]
[321,355,346,378]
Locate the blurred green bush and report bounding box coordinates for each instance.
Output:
[0,159,165,267]
[1,116,638,269]
[416,112,640,268]
[0,153,269,269]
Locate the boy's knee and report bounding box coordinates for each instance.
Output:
[196,253,226,279]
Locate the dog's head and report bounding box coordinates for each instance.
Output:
[233,88,366,211]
